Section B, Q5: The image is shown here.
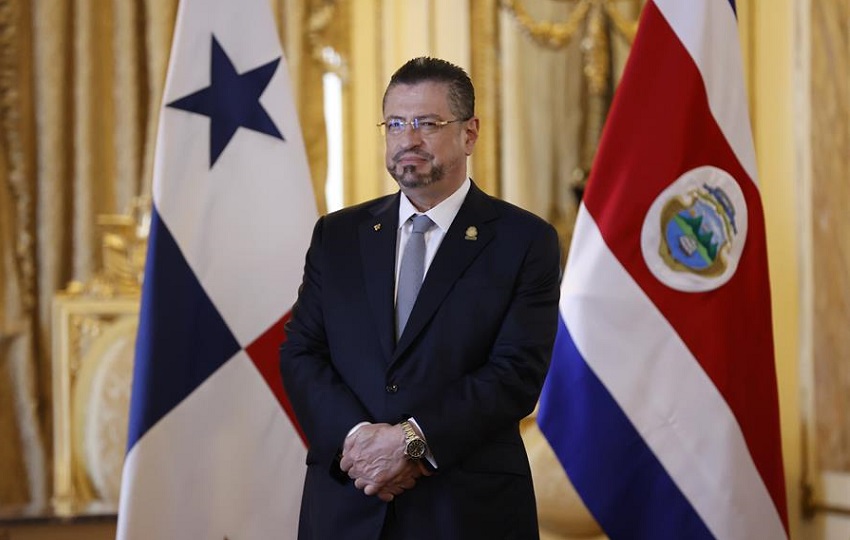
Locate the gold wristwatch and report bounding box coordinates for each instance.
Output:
[401,420,427,459]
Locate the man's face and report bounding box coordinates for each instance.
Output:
[382,82,477,197]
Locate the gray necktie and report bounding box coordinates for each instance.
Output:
[396,214,434,339]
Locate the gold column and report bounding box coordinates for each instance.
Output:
[347,0,384,205]
[740,0,802,535]
[469,0,501,196]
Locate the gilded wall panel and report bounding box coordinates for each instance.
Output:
[810,0,850,474]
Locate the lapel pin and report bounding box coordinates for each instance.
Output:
[464,226,478,241]
[373,223,382,231]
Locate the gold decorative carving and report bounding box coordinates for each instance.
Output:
[64,196,150,299]
[51,299,138,516]
[307,1,348,80]
[74,317,135,504]
[582,2,610,96]
[500,0,591,49]
[0,0,36,314]
[50,202,146,516]
[299,0,350,214]
[500,0,637,50]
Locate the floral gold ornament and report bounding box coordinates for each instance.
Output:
[374,223,382,231]
[465,226,478,241]
[500,0,638,50]
[64,196,151,299]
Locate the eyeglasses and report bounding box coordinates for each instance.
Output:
[377,117,470,136]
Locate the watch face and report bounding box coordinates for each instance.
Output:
[406,439,427,459]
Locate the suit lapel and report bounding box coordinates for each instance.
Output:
[393,184,498,362]
[359,195,400,364]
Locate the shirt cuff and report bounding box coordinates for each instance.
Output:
[346,421,371,438]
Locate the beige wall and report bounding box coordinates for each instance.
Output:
[744,0,850,537]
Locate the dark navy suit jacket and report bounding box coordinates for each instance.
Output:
[279,182,561,540]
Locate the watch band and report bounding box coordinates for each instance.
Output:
[401,420,427,459]
[401,420,418,441]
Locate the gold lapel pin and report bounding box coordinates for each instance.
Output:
[373,223,382,231]
[464,226,478,241]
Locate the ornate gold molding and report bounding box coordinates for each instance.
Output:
[51,198,146,515]
[64,197,149,299]
[299,0,352,215]
[306,0,348,80]
[0,0,36,313]
[500,0,591,49]
[51,296,138,515]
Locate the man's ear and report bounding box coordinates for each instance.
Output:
[464,117,480,155]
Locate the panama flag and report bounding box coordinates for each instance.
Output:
[537,1,789,538]
[116,0,315,538]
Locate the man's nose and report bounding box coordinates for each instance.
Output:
[397,123,424,144]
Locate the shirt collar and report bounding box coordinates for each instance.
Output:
[398,178,471,232]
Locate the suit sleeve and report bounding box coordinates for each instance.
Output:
[412,221,561,469]
[279,217,372,466]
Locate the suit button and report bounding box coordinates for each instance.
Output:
[386,384,398,393]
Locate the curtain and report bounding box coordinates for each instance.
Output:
[499,0,639,262]
[0,0,329,511]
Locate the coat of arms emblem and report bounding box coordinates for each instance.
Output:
[659,183,738,277]
[641,166,749,292]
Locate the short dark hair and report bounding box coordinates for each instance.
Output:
[383,57,475,120]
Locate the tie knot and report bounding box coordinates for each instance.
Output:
[410,214,434,234]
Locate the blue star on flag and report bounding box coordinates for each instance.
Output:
[167,35,284,168]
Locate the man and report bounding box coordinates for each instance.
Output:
[280,57,561,540]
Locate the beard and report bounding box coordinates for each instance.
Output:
[391,164,445,188]
[388,150,445,189]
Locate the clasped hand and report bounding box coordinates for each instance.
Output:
[339,423,430,502]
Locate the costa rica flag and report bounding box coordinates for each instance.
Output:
[537,1,789,538]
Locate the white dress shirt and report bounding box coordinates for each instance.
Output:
[394,178,471,301]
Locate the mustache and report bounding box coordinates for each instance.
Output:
[392,149,433,163]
